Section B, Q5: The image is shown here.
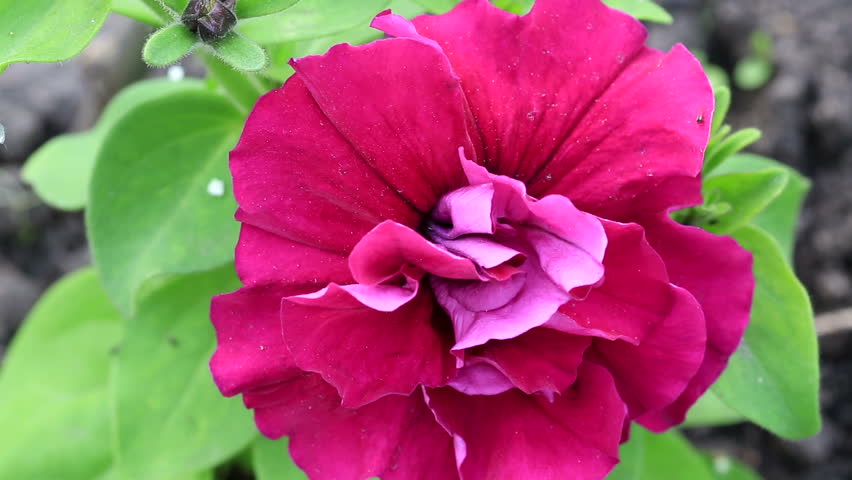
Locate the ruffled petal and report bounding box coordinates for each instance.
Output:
[638,215,753,429]
[426,363,625,480]
[593,285,706,422]
[231,75,419,255]
[248,375,456,480]
[413,0,648,181]
[471,327,591,397]
[282,279,456,407]
[552,221,674,344]
[210,285,301,397]
[290,22,476,213]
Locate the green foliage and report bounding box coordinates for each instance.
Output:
[88,89,243,317]
[712,225,820,439]
[113,0,171,26]
[238,0,392,44]
[237,0,302,18]
[734,31,774,91]
[144,23,199,66]
[23,78,206,211]
[417,0,463,14]
[607,427,760,479]
[0,0,111,68]
[0,269,120,480]
[210,33,269,71]
[603,0,673,24]
[110,265,255,479]
[684,390,744,428]
[700,168,788,235]
[253,438,309,480]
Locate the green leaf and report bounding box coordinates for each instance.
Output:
[683,390,745,428]
[413,0,459,14]
[603,0,673,24]
[237,0,301,18]
[238,0,391,44]
[709,153,810,262]
[701,168,788,235]
[734,57,773,91]
[200,53,268,113]
[162,0,190,11]
[23,78,206,211]
[704,128,762,175]
[711,86,731,134]
[210,33,268,72]
[0,0,111,68]
[712,225,820,439]
[144,23,198,67]
[607,428,715,480]
[112,0,169,26]
[110,265,255,480]
[0,269,121,480]
[88,89,243,317]
[252,437,309,480]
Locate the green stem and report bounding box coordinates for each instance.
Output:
[139,0,177,24]
[199,52,267,115]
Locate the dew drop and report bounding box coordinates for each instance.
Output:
[712,456,732,475]
[207,178,225,197]
[167,65,185,82]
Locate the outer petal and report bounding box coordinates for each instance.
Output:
[210,285,301,397]
[552,221,675,344]
[248,376,457,480]
[282,280,456,407]
[426,363,625,480]
[413,0,648,181]
[638,215,753,429]
[290,28,476,213]
[231,75,419,255]
[593,285,706,422]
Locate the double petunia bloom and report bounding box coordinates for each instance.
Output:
[210,0,755,478]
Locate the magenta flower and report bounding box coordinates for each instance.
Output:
[210,0,754,478]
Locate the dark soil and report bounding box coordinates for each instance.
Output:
[1,2,851,478]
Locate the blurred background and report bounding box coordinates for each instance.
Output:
[0,0,850,478]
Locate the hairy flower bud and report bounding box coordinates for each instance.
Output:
[181,0,237,43]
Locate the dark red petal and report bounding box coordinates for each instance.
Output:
[638,215,753,429]
[210,285,301,397]
[593,285,706,422]
[529,45,712,220]
[290,30,476,213]
[282,280,456,407]
[235,224,351,288]
[249,376,457,480]
[472,328,591,397]
[231,75,419,255]
[426,363,625,480]
[413,0,646,180]
[552,221,674,344]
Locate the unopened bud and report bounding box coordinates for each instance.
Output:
[181,0,237,43]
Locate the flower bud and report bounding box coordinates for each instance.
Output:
[181,0,237,43]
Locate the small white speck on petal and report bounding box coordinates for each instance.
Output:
[207,178,225,197]
[167,65,185,82]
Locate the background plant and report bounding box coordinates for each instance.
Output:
[0,0,818,478]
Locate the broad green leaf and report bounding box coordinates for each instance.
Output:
[210,33,269,72]
[414,0,458,14]
[110,265,255,480]
[607,428,715,480]
[113,0,170,26]
[704,128,762,174]
[603,0,672,24]
[88,89,243,316]
[701,168,788,235]
[144,23,198,67]
[704,455,762,480]
[711,86,731,134]
[253,437,308,480]
[710,153,810,262]
[684,390,744,428]
[712,225,820,439]
[238,0,392,44]
[0,0,111,68]
[23,78,206,211]
[237,0,301,18]
[0,269,121,480]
